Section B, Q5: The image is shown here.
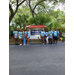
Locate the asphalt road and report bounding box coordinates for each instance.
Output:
[9,43,65,75]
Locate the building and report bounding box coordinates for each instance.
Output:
[26,25,47,39]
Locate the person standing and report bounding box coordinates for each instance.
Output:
[23,28,27,45]
[40,29,45,45]
[27,29,30,45]
[13,28,18,45]
[18,29,23,46]
[49,28,53,44]
[45,29,49,44]
[53,28,59,44]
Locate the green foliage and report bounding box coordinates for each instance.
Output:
[14,14,29,28]
[54,20,61,28]
[29,14,50,25]
[10,0,65,30]
[16,28,20,31]
[57,27,65,36]
[9,0,65,39]
[45,22,52,30]
[10,29,13,36]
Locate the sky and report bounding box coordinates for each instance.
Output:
[54,3,65,12]
[12,1,65,12]
[48,2,65,12]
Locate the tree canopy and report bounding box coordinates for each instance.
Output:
[9,0,65,38]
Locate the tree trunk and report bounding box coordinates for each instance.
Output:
[32,11,34,17]
[9,0,26,39]
[9,12,16,39]
[9,14,13,39]
[30,9,34,18]
[9,14,14,39]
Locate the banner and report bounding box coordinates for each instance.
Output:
[31,29,41,35]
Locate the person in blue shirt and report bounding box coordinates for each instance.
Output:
[13,28,18,45]
[53,28,59,44]
[45,29,49,44]
[18,29,22,46]
[40,29,45,45]
[49,28,53,44]
[27,29,30,45]
[23,28,27,45]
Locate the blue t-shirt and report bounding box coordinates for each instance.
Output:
[23,31,27,37]
[27,31,30,38]
[19,32,22,38]
[45,32,49,37]
[13,31,18,37]
[41,31,45,37]
[53,31,58,37]
[49,30,53,37]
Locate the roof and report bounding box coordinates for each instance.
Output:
[26,25,47,28]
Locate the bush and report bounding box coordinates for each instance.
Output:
[44,28,48,32]
[29,14,50,25]
[10,29,14,36]
[16,28,20,31]
[57,27,65,37]
[51,27,55,31]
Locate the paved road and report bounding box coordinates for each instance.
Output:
[9,43,65,75]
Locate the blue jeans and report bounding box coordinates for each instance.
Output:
[23,36,26,44]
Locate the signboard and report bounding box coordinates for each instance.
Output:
[31,29,41,35]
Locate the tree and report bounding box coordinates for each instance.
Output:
[26,0,46,17]
[46,9,65,28]
[9,0,65,38]
[57,11,65,24]
[28,14,50,25]
[26,0,65,17]
[20,14,29,29]
[14,14,29,29]
[9,0,26,39]
[14,14,22,29]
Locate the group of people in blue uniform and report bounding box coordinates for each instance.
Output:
[13,28,59,45]
[13,28,30,45]
[40,28,59,45]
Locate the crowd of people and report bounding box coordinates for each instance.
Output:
[13,28,30,45]
[13,28,59,45]
[40,28,59,45]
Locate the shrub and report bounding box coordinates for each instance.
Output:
[10,29,14,36]
[16,28,20,31]
[57,27,65,37]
